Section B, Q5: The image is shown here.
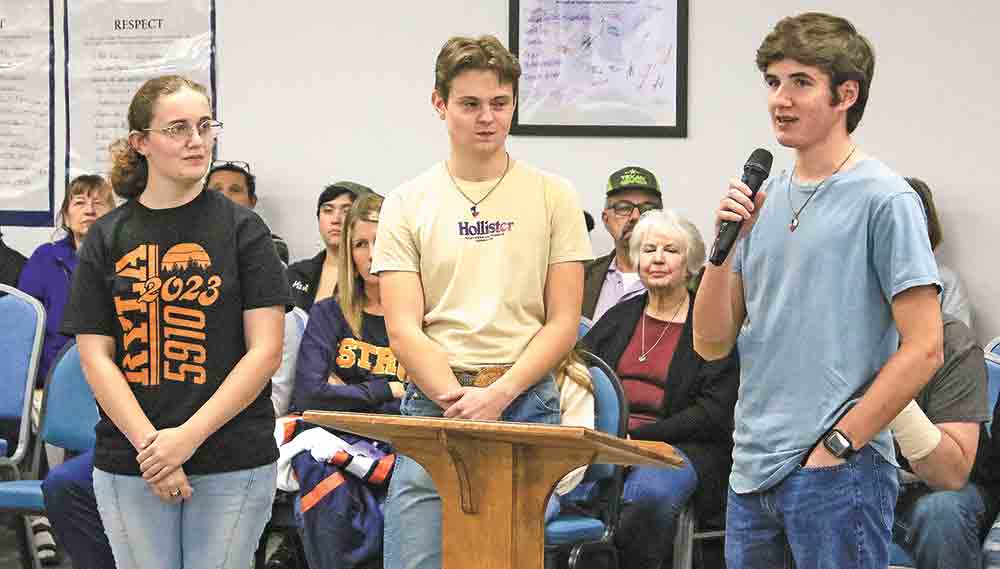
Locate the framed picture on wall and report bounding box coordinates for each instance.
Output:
[509,0,688,138]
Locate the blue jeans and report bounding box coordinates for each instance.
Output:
[895,482,988,569]
[550,449,698,568]
[726,445,898,569]
[93,462,277,569]
[383,377,560,569]
[41,450,116,569]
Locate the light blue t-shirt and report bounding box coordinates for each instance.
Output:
[730,158,940,494]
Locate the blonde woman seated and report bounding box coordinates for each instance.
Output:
[287,192,404,569]
[544,350,595,524]
[578,210,740,569]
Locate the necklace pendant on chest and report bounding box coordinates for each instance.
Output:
[638,354,647,362]
[471,205,479,217]
[789,217,799,232]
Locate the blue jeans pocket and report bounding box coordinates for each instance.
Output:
[502,376,560,424]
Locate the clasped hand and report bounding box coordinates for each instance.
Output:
[136,426,199,483]
[439,385,513,421]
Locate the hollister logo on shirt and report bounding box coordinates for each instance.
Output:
[456,219,515,243]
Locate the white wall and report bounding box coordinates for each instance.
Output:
[6,1,998,343]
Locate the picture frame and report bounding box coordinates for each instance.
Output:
[508,0,688,138]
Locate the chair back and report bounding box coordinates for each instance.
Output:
[38,342,98,452]
[0,284,46,467]
[578,317,593,339]
[289,306,308,338]
[577,350,628,483]
[986,336,1000,357]
[985,353,1000,434]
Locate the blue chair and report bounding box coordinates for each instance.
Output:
[578,317,593,339]
[0,284,46,480]
[985,353,1000,434]
[985,336,1000,358]
[544,349,628,569]
[0,342,99,569]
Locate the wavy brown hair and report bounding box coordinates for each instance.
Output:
[756,13,875,133]
[110,75,209,199]
[434,35,520,102]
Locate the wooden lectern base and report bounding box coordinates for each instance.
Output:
[303,411,681,569]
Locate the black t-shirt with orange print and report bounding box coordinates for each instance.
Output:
[63,189,292,476]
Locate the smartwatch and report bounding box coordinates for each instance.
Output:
[822,428,856,460]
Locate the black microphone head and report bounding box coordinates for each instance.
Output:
[745,148,773,175]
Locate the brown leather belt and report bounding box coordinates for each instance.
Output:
[410,365,513,400]
[456,365,513,388]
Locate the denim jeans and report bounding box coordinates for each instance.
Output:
[42,450,116,569]
[895,481,988,569]
[93,462,277,569]
[726,445,898,569]
[383,377,560,569]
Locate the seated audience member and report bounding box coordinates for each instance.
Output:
[891,316,992,568]
[18,174,114,564]
[582,167,663,322]
[579,209,739,569]
[281,192,402,569]
[975,379,1000,568]
[286,181,370,311]
[19,174,114,388]
[205,159,289,264]
[544,349,595,524]
[0,228,27,287]
[907,177,973,327]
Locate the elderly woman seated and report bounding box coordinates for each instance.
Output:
[577,209,740,569]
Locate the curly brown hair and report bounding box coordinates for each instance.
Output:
[110,75,209,199]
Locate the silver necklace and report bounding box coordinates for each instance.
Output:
[638,295,686,362]
[445,152,510,218]
[787,146,856,232]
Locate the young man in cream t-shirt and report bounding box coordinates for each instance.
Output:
[371,35,592,569]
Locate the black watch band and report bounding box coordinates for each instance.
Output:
[822,428,856,460]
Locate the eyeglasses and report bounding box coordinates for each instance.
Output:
[607,201,661,217]
[142,119,224,141]
[211,160,251,175]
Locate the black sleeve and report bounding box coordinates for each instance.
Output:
[237,212,293,310]
[61,224,115,337]
[629,349,740,444]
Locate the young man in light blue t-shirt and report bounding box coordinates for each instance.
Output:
[693,12,944,569]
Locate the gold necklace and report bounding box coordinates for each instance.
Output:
[445,152,511,218]
[787,146,856,232]
[638,295,686,362]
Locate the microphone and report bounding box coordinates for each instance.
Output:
[708,148,773,266]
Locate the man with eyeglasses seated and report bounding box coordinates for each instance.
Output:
[205,160,289,264]
[286,182,371,312]
[582,166,663,323]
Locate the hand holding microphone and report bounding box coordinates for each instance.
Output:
[708,149,773,265]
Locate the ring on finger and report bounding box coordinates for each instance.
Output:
[170,488,181,497]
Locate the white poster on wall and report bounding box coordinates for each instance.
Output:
[0,1,55,226]
[66,0,216,183]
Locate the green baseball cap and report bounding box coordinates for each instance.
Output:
[606,166,661,198]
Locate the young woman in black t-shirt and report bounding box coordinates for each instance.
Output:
[62,75,291,569]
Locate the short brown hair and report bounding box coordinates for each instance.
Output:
[906,177,942,250]
[434,35,521,102]
[756,13,875,133]
[58,174,114,236]
[110,75,209,200]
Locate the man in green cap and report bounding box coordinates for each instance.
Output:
[582,166,663,322]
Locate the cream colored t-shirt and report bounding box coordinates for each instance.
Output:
[371,160,593,370]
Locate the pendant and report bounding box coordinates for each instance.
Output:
[789,217,799,232]
[471,205,479,217]
[638,354,647,362]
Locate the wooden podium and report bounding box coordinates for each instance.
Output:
[303,411,682,569]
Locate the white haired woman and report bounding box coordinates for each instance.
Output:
[578,209,740,569]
